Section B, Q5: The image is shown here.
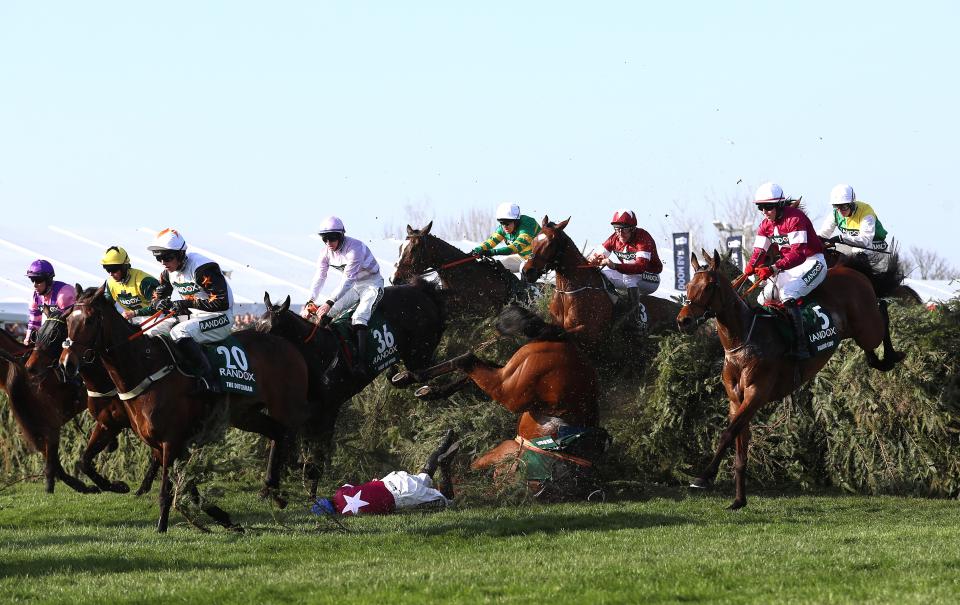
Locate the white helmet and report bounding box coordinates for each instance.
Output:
[754,182,785,204]
[830,184,856,206]
[318,216,346,235]
[147,228,187,252]
[495,202,521,221]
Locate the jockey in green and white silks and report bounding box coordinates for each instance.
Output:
[817,184,891,266]
[303,216,383,377]
[472,202,541,273]
[100,245,175,337]
[147,228,234,393]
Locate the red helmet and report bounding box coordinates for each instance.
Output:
[611,209,637,227]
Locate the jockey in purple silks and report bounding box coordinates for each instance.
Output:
[24,259,76,346]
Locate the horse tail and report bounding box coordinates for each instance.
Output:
[496,304,567,341]
[834,250,905,300]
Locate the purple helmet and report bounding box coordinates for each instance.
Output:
[26,259,55,279]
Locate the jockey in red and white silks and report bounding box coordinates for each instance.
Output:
[588,209,663,296]
[744,183,827,306]
[304,216,383,327]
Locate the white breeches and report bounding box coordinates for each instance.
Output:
[380,471,449,509]
[758,253,828,304]
[601,267,661,295]
[131,314,178,338]
[330,273,384,326]
[169,310,234,343]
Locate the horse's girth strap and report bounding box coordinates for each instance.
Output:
[117,365,175,401]
[86,388,118,398]
[514,436,593,468]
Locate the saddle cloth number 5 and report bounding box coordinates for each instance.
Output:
[812,305,830,330]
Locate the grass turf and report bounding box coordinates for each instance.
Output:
[1,483,959,604]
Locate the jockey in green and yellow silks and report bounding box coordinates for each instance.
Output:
[472,202,541,273]
[101,245,177,338]
[817,184,889,253]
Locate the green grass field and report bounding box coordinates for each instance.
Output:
[1,483,958,604]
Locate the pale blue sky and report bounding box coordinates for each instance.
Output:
[2,1,958,268]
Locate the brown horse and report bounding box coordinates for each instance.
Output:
[409,305,603,495]
[0,325,94,493]
[521,216,680,348]
[676,249,906,509]
[392,221,525,318]
[60,285,310,532]
[258,280,445,494]
[25,308,160,495]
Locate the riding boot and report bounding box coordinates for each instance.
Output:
[176,337,222,394]
[625,287,644,338]
[351,324,369,379]
[420,429,459,478]
[784,300,811,361]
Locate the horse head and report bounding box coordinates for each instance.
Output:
[392,221,434,285]
[521,215,571,283]
[25,304,70,380]
[259,292,318,343]
[60,284,126,378]
[676,249,728,332]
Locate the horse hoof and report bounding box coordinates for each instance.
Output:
[84,485,102,495]
[272,494,288,509]
[727,499,747,511]
[689,478,711,489]
[110,481,131,494]
[391,371,412,386]
[414,386,432,399]
[229,523,245,534]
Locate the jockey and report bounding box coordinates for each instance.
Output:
[312,430,458,516]
[744,183,828,360]
[817,184,890,265]
[302,216,383,378]
[471,202,541,273]
[100,246,175,337]
[147,228,234,393]
[587,209,663,315]
[24,260,76,346]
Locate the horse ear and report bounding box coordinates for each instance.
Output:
[264,292,272,308]
[422,221,432,236]
[94,283,106,300]
[556,217,570,230]
[280,296,290,313]
[75,283,83,298]
[712,250,722,268]
[406,224,415,236]
[541,215,550,227]
[691,252,703,272]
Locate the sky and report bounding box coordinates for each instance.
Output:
[2,1,959,272]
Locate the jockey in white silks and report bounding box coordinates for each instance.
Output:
[302,216,384,377]
[148,228,235,393]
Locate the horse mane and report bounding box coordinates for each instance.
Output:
[833,250,905,299]
[496,304,567,341]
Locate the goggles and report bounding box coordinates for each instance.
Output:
[103,264,125,273]
[756,203,779,212]
[320,233,343,243]
[153,251,178,262]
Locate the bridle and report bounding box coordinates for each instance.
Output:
[681,270,720,325]
[62,300,132,367]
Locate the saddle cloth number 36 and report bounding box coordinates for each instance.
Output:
[372,326,395,354]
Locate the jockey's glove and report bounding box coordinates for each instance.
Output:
[155,283,173,300]
[473,248,492,257]
[754,265,777,282]
[156,298,189,315]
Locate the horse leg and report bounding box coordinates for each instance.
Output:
[45,433,96,494]
[135,451,162,496]
[80,419,130,493]
[415,376,472,400]
[190,483,243,533]
[692,395,764,492]
[864,299,905,372]
[157,444,174,533]
[232,410,289,508]
[471,440,521,471]
[729,427,751,510]
[391,352,475,385]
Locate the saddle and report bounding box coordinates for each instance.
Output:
[758,297,841,356]
[326,305,400,376]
